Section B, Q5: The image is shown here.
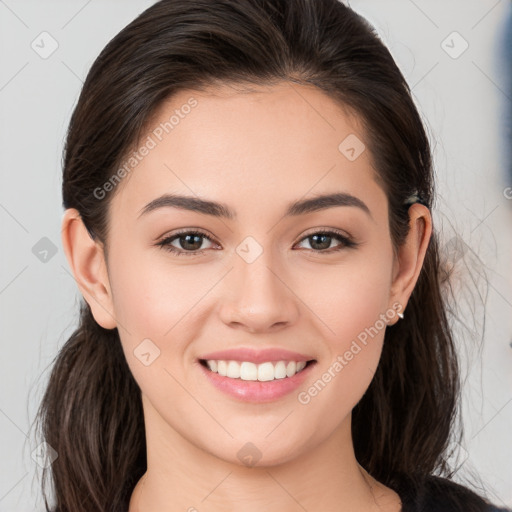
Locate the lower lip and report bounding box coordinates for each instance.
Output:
[198,361,316,403]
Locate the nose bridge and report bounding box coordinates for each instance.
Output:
[219,235,299,330]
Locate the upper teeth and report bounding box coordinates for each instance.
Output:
[205,360,307,381]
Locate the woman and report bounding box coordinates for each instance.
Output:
[35,0,510,511]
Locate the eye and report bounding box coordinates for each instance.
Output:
[294,229,358,253]
[155,229,218,256]
[155,228,358,257]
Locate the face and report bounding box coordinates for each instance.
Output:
[85,82,408,466]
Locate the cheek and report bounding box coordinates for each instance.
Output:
[106,244,223,386]
[302,250,393,346]
[297,247,393,398]
[108,242,211,335]
[295,273,391,430]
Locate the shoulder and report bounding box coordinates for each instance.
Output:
[394,474,511,512]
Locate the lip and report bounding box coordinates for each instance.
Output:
[198,347,315,364]
[198,359,317,403]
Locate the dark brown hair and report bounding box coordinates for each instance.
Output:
[34,1,494,510]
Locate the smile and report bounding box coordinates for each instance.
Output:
[198,358,317,402]
[200,359,312,381]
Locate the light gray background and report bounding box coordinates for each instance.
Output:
[1,0,511,510]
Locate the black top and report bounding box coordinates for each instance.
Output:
[394,474,511,512]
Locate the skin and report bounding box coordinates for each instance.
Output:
[61,82,432,512]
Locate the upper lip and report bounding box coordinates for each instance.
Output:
[198,348,316,364]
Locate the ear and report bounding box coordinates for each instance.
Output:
[61,208,117,329]
[388,203,432,320]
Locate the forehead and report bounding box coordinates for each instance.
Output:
[109,82,384,222]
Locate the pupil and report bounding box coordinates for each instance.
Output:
[182,234,202,250]
[311,234,331,250]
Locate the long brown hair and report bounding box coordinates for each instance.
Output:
[34,1,490,510]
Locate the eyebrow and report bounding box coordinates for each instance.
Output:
[137,192,372,220]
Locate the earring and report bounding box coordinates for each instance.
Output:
[387,309,404,326]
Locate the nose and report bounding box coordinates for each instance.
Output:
[218,248,300,333]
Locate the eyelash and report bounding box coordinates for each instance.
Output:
[155,228,359,257]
